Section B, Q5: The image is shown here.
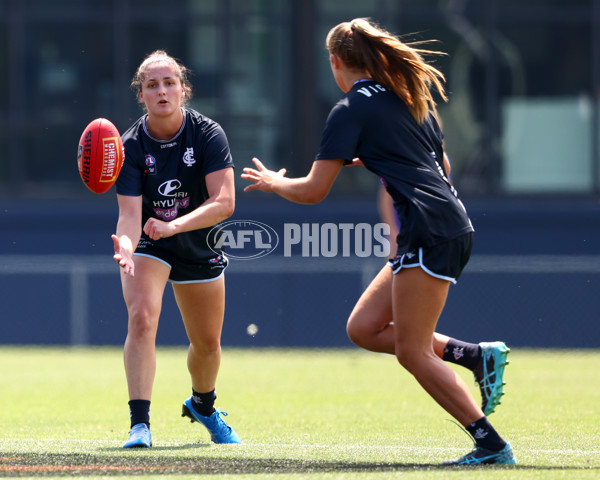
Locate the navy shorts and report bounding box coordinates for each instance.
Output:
[387,232,473,284]
[134,237,228,284]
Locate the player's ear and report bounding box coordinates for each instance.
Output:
[330,53,342,70]
[138,89,144,103]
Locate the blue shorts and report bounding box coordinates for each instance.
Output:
[134,237,228,284]
[387,233,473,284]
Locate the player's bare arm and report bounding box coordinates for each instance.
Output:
[113,194,143,276]
[145,167,235,241]
[242,157,344,204]
[144,168,235,240]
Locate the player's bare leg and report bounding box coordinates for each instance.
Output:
[385,268,515,466]
[173,276,226,393]
[391,267,482,424]
[175,275,240,444]
[121,256,169,401]
[121,256,169,448]
[348,265,509,417]
[347,265,450,356]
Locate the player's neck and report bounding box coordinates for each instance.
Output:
[146,108,184,140]
[339,70,372,93]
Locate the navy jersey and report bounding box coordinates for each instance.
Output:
[315,80,473,253]
[116,108,234,260]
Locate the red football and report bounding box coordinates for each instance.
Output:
[77,118,124,194]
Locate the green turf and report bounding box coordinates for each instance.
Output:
[0,346,598,478]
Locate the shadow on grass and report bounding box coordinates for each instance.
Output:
[0,451,597,476]
[101,443,213,452]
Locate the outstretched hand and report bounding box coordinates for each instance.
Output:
[241,157,287,193]
[112,234,135,277]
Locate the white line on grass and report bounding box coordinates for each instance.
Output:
[1,439,598,457]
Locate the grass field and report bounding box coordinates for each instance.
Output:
[0,346,598,479]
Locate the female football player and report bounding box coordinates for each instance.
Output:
[112,50,240,448]
[242,19,515,466]
[373,155,509,420]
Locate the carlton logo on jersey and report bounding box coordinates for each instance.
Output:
[182,147,196,167]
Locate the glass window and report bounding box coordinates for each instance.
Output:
[187,24,220,115]
[189,0,217,14]
[126,21,190,122]
[20,1,113,17]
[318,0,438,16]
[0,1,14,191]
[499,23,590,97]
[317,5,596,195]
[498,21,592,193]
[129,0,183,8]
[0,129,7,190]
[22,22,114,187]
[500,0,589,6]
[222,10,292,174]
[0,20,7,112]
[22,0,95,7]
[230,0,287,15]
[26,23,115,122]
[0,1,597,197]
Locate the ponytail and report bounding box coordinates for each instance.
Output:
[326,18,447,124]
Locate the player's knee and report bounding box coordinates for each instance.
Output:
[191,337,221,356]
[127,305,159,339]
[394,344,421,373]
[346,319,367,348]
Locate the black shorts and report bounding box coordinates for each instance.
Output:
[387,232,473,284]
[134,237,228,284]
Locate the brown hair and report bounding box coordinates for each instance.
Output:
[326,18,447,124]
[131,50,192,107]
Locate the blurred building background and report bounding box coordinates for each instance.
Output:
[1,0,599,348]
[2,0,599,196]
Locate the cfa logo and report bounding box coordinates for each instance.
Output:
[158,179,182,197]
[207,220,279,260]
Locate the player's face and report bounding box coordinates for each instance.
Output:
[139,62,185,117]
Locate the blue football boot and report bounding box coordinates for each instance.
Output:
[181,396,241,444]
[474,341,510,415]
[443,442,516,466]
[123,423,152,448]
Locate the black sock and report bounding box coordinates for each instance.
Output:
[128,399,151,429]
[442,338,481,370]
[466,416,507,451]
[192,389,216,417]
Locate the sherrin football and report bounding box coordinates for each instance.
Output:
[77,118,124,194]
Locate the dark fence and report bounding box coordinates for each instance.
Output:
[1,197,599,348]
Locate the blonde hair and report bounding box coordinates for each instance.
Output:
[326,18,447,124]
[131,50,192,107]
